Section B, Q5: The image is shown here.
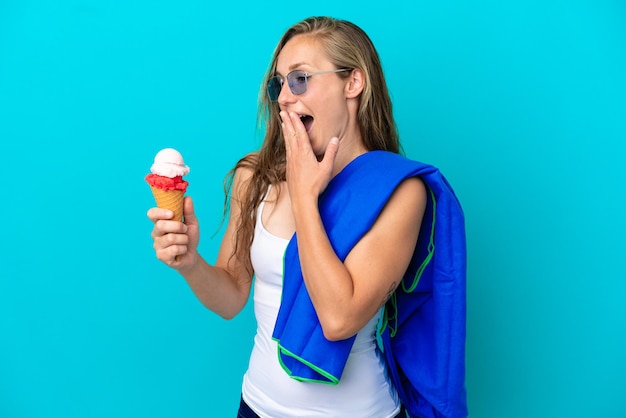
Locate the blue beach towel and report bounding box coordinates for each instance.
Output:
[272,150,467,418]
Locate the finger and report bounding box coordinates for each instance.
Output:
[321,137,340,171]
[279,111,293,132]
[280,111,295,150]
[154,230,189,250]
[168,244,189,265]
[152,234,189,262]
[156,244,186,265]
[280,111,307,140]
[182,196,197,227]
[152,219,187,239]
[288,111,308,143]
[147,207,174,222]
[164,229,190,246]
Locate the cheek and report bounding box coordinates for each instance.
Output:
[318,105,347,135]
[308,95,348,138]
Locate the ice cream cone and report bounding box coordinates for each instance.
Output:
[150,186,184,222]
[146,148,189,263]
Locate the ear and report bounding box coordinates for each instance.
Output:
[345,68,365,99]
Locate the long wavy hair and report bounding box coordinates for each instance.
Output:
[224,16,401,276]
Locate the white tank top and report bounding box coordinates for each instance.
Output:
[241,190,400,418]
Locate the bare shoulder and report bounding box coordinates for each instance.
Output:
[230,152,259,201]
[353,176,427,258]
[386,176,427,215]
[362,176,428,250]
[233,152,259,178]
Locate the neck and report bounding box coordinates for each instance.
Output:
[331,134,368,177]
[330,99,368,176]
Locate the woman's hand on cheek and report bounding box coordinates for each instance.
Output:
[281,111,339,201]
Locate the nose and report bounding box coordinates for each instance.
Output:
[277,79,297,106]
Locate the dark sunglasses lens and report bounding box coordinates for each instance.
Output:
[287,71,307,95]
[267,76,282,101]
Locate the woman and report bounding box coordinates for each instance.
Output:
[148,17,465,418]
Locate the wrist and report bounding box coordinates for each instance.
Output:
[290,193,319,220]
[176,251,200,274]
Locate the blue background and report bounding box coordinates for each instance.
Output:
[1,1,625,417]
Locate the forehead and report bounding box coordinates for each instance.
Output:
[275,35,330,73]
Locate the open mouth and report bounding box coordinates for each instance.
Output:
[299,114,314,132]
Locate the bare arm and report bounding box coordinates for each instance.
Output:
[281,110,426,341]
[147,167,254,319]
[292,177,426,340]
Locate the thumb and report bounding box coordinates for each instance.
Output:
[321,137,340,171]
[182,196,197,226]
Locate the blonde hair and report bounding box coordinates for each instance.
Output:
[225,16,400,276]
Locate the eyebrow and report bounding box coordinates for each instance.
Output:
[288,62,309,71]
[275,62,311,76]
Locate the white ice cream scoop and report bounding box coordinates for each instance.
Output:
[150,148,190,178]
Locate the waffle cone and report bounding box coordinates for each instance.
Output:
[150,186,184,222]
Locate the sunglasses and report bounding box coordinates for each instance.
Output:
[267,68,352,102]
